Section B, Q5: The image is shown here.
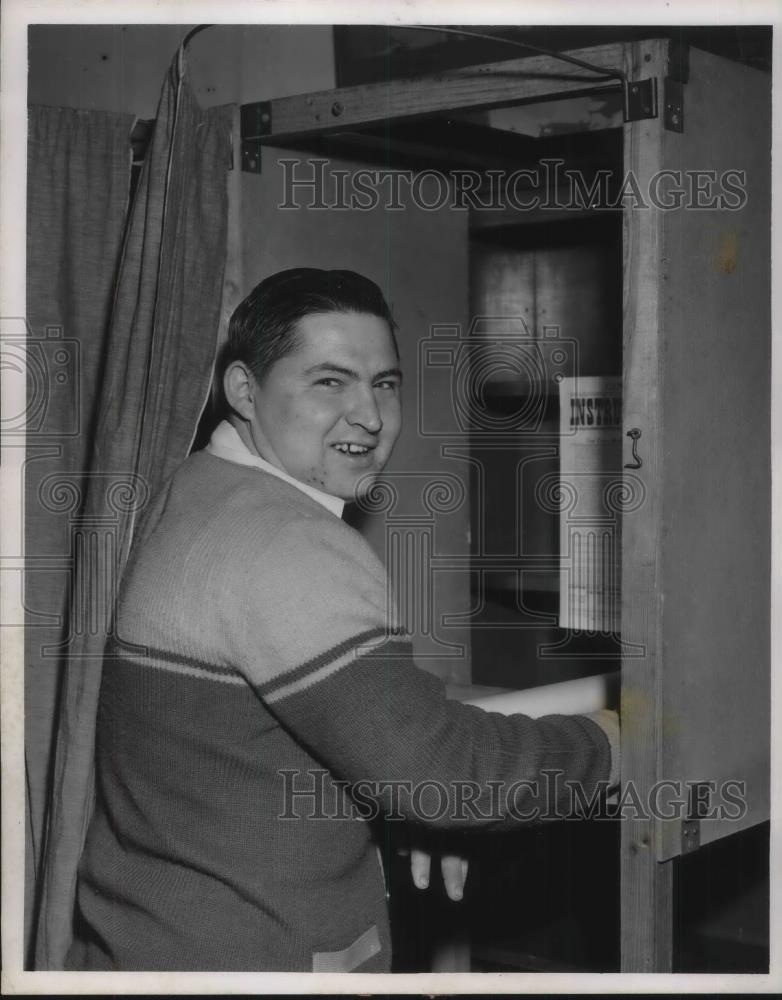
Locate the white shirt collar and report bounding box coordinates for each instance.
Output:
[206,420,345,519]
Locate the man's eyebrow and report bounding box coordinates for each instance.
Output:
[303,363,403,382]
[373,367,403,382]
[303,363,360,378]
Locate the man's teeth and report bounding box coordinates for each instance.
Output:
[334,443,370,454]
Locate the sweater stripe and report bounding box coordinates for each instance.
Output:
[254,626,391,700]
[108,633,416,699]
[264,629,411,705]
[108,647,246,686]
[108,636,246,678]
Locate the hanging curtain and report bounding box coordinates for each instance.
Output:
[28,46,233,970]
[25,104,135,965]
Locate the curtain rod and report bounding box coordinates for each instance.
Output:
[182,24,212,49]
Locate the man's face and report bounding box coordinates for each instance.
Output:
[246,311,403,501]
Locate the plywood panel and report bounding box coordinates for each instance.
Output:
[657,47,771,857]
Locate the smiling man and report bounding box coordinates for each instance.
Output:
[66,268,618,973]
[220,271,402,502]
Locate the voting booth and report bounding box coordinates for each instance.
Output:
[239,36,771,972]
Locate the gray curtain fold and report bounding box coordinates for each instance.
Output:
[28,49,233,969]
[25,104,135,964]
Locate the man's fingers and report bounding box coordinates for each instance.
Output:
[441,854,469,901]
[410,847,431,889]
[407,848,469,898]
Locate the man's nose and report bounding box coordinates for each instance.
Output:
[346,385,382,433]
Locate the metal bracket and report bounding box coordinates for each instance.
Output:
[664,40,689,133]
[681,819,700,854]
[241,139,263,174]
[240,101,272,174]
[682,779,711,854]
[664,78,684,132]
[624,77,658,122]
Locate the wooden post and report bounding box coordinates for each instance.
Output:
[619,39,674,972]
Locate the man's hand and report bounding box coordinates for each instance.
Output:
[406,847,469,901]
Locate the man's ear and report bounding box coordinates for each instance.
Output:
[223,361,257,420]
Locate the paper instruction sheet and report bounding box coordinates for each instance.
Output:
[558,375,623,632]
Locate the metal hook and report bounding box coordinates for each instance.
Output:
[624,428,643,469]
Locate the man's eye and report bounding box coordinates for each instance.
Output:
[374,380,399,391]
[315,378,342,387]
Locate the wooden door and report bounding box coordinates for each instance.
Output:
[620,38,771,970]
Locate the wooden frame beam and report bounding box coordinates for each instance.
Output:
[242,41,659,147]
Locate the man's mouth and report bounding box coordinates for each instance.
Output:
[332,442,375,456]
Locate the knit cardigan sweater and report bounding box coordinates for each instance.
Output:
[67,449,612,972]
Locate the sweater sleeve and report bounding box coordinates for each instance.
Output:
[231,514,614,829]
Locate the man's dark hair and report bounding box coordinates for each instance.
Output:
[220,267,398,387]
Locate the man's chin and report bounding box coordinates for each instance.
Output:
[336,470,383,505]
